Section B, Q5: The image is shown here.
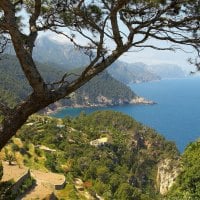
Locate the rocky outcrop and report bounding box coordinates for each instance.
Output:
[78,95,131,107]
[156,158,181,195]
[97,95,113,105]
[78,95,156,106]
[45,95,156,114]
[90,137,109,147]
[131,97,156,105]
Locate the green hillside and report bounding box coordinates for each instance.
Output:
[68,71,136,107]
[3,111,178,199]
[0,54,63,106]
[0,54,136,108]
[1,111,199,199]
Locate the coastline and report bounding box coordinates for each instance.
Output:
[44,78,174,116]
[45,96,156,115]
[129,76,192,85]
[130,96,156,105]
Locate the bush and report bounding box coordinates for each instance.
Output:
[18,176,36,195]
[11,143,20,152]
[0,181,14,200]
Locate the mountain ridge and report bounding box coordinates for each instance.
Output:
[0,54,138,110]
[6,36,187,84]
[34,36,187,84]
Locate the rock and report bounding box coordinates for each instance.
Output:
[131,97,156,105]
[44,96,156,115]
[156,158,181,195]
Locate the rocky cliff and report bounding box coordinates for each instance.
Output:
[156,158,181,195]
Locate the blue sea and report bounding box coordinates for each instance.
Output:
[52,76,200,152]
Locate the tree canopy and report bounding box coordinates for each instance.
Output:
[0,0,199,149]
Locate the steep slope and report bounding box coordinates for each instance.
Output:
[0,54,64,106]
[0,54,136,108]
[33,36,90,69]
[63,70,136,107]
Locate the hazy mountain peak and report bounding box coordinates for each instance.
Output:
[33,37,186,83]
[147,63,186,79]
[33,36,90,69]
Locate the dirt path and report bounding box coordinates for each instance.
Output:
[1,162,65,199]
[20,181,54,200]
[31,169,65,185]
[21,170,65,199]
[1,162,28,182]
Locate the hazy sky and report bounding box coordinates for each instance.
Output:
[120,46,195,70]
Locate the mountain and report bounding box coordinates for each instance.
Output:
[33,36,90,69]
[34,37,186,84]
[0,111,180,199]
[108,62,187,84]
[0,54,136,108]
[8,36,187,85]
[108,61,161,84]
[64,70,136,107]
[0,54,64,106]
[147,64,187,79]
[33,37,162,83]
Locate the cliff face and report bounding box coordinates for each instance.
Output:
[108,61,161,84]
[71,94,131,107]
[164,139,200,199]
[46,95,155,114]
[131,97,156,105]
[129,128,181,197]
[156,158,181,195]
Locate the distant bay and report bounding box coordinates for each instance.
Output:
[52,76,200,152]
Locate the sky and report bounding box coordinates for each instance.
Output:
[120,46,195,71]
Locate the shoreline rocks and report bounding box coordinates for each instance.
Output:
[131,96,156,105]
[45,96,156,115]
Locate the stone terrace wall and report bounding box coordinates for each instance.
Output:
[12,169,31,194]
